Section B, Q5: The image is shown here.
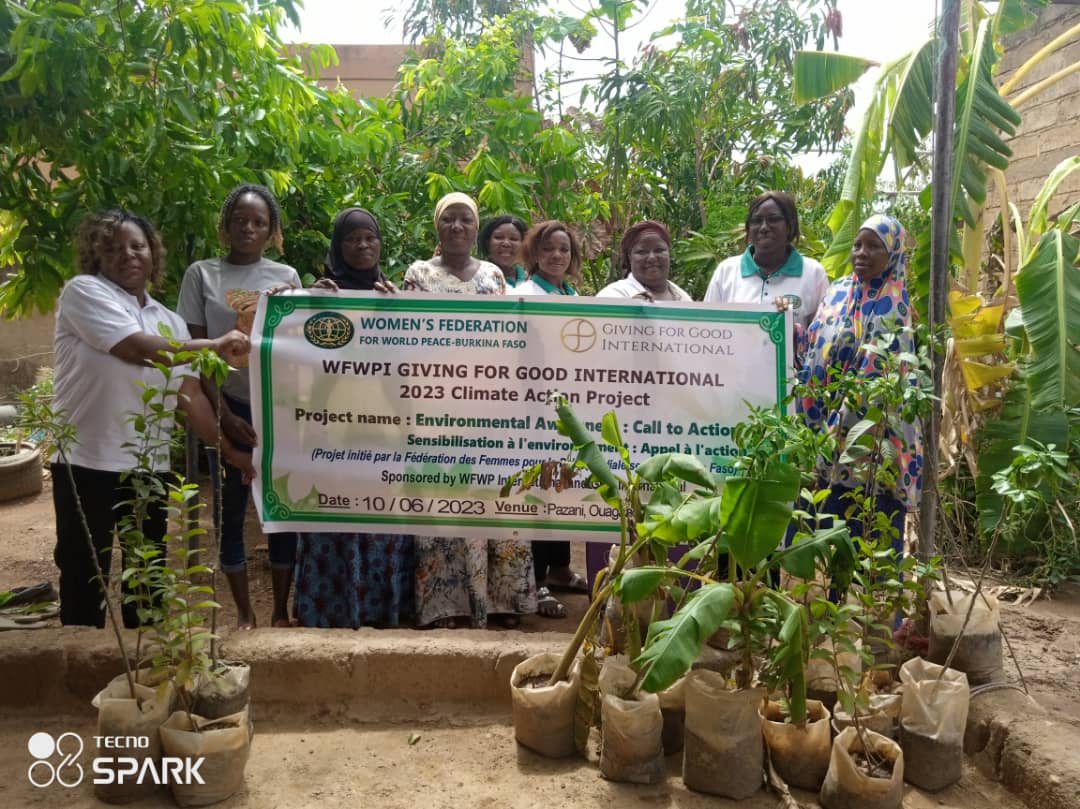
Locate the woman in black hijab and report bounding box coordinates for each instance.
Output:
[315,207,396,292]
[296,208,413,627]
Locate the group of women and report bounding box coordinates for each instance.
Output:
[52,183,921,632]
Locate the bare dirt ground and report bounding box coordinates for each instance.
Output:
[0,478,593,633]
[2,477,1077,808]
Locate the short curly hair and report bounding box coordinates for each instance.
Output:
[520,220,582,284]
[217,182,284,253]
[75,209,166,288]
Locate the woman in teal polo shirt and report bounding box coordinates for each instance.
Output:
[703,190,827,329]
[514,220,589,617]
[515,220,581,297]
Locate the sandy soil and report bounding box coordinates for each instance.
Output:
[0,714,1032,809]
[0,478,592,632]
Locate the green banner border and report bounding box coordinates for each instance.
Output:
[258,295,790,528]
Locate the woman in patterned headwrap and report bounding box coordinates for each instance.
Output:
[796,214,923,553]
[403,192,537,629]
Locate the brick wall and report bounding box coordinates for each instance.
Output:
[987,4,1080,220]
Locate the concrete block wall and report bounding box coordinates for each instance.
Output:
[0,305,53,395]
[987,4,1080,222]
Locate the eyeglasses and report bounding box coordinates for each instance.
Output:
[748,214,786,229]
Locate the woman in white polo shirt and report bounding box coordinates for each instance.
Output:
[52,209,252,627]
[703,191,827,329]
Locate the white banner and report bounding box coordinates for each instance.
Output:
[250,291,791,538]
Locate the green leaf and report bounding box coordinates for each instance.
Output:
[636,452,715,489]
[778,524,855,589]
[1028,156,1080,248]
[615,566,675,603]
[950,19,1021,227]
[763,592,809,722]
[720,464,800,571]
[556,401,621,501]
[1014,230,1080,410]
[635,583,736,693]
[792,51,876,104]
[50,3,86,17]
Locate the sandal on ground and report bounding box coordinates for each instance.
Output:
[495,614,522,629]
[536,587,566,619]
[426,617,457,629]
[546,572,589,595]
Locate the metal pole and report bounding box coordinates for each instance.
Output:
[920,0,961,562]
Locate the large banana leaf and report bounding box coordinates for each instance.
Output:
[975,366,1069,532]
[1027,156,1080,249]
[720,462,800,571]
[994,0,1050,36]
[820,91,885,276]
[634,582,736,692]
[1014,229,1080,410]
[951,19,1022,227]
[792,52,875,103]
[795,46,936,276]
[886,40,937,170]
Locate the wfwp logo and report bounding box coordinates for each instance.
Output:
[27,731,205,788]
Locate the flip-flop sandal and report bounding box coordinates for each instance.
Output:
[547,572,589,595]
[537,587,566,619]
[0,616,49,630]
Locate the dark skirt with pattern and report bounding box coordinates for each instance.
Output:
[294,533,415,628]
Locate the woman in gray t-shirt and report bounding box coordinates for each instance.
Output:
[177,183,301,629]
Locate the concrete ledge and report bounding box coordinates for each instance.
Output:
[0,627,571,721]
[999,718,1080,809]
[964,687,1047,776]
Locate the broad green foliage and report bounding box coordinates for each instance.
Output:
[1014,230,1080,411]
[0,0,847,310]
[0,0,389,311]
[392,14,606,263]
[795,0,1080,580]
[583,0,849,287]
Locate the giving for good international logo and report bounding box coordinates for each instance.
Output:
[560,318,596,353]
[27,731,83,788]
[304,311,354,349]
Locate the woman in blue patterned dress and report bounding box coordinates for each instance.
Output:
[796,214,923,553]
[292,208,415,628]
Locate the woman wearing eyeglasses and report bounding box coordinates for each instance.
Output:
[702,191,827,329]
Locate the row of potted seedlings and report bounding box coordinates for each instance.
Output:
[30,348,255,806]
[507,403,1005,808]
